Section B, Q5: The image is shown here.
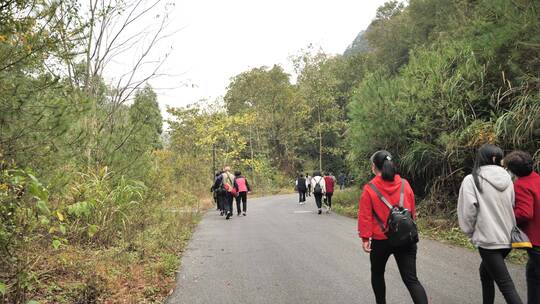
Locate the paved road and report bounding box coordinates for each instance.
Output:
[166,194,527,304]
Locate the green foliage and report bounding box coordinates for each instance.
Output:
[331,189,360,218]
[167,100,291,195]
[63,168,148,246]
[2,0,540,300]
[293,49,350,173]
[0,1,191,302]
[347,0,540,210]
[0,166,67,302]
[129,85,164,151]
[224,65,308,173]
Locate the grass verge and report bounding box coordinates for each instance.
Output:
[332,188,527,265]
[24,196,206,303]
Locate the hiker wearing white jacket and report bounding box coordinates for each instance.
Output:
[311,171,326,215]
[457,144,522,304]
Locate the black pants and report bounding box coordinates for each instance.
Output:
[325,192,333,208]
[370,240,428,304]
[213,192,219,209]
[307,184,312,196]
[298,190,306,202]
[527,247,540,304]
[217,193,225,212]
[314,193,323,209]
[478,247,523,304]
[235,192,247,214]
[223,193,233,215]
[339,183,345,190]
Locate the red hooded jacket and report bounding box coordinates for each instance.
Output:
[324,176,335,193]
[357,175,416,242]
[514,171,540,247]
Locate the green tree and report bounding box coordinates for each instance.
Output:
[129,85,163,151]
[224,65,308,173]
[294,49,347,172]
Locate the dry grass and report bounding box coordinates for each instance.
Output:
[20,197,202,304]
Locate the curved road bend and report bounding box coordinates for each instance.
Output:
[166,194,526,304]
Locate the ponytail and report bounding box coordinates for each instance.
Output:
[370,150,396,182]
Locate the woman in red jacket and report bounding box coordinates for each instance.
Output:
[357,150,428,304]
[504,150,540,304]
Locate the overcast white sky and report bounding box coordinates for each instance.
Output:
[105,0,387,117]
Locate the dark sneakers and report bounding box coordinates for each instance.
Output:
[242,212,246,216]
[318,209,322,215]
[226,212,232,220]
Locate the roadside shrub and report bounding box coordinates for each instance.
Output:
[64,167,148,246]
[331,189,360,218]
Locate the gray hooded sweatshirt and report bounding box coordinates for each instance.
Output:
[457,165,516,249]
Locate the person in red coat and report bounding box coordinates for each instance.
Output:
[323,172,335,213]
[357,150,428,304]
[504,150,540,304]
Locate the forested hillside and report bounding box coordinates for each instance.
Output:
[347,0,540,209]
[176,0,539,212]
[1,0,539,303]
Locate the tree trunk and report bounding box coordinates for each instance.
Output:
[317,105,322,171]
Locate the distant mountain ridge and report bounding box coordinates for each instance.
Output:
[343,30,370,56]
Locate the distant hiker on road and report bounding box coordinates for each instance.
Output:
[338,172,346,190]
[311,171,326,215]
[234,171,251,216]
[306,174,313,197]
[358,150,428,304]
[211,171,223,212]
[504,150,540,304]
[323,172,335,213]
[458,144,523,304]
[295,174,308,204]
[213,166,237,220]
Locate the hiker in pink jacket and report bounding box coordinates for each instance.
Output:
[234,171,252,216]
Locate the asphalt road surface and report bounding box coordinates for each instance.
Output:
[166,193,527,304]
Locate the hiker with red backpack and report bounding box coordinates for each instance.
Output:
[213,166,238,220]
[357,150,428,304]
[234,171,251,216]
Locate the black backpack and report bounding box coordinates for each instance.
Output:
[313,178,322,194]
[369,181,419,247]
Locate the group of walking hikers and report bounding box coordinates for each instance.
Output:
[357,145,539,304]
[211,166,251,220]
[208,143,539,304]
[295,172,341,214]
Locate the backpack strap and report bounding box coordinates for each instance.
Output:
[368,181,405,233]
[372,210,386,232]
[368,183,394,210]
[368,181,405,209]
[222,173,233,187]
[398,180,405,207]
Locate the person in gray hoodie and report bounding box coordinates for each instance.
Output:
[458,144,523,304]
